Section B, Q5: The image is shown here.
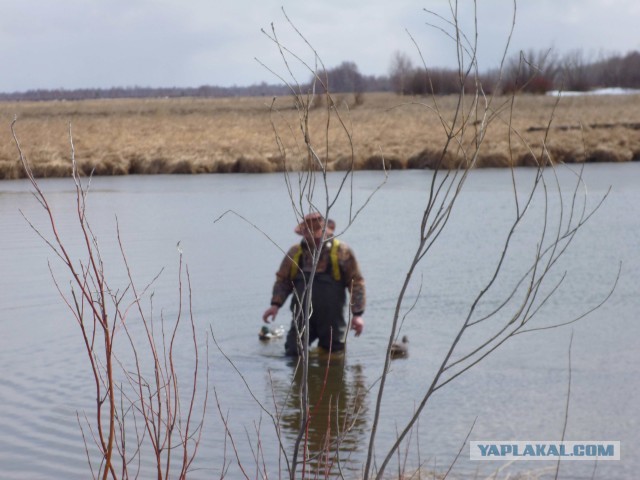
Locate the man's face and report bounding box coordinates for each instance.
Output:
[301,222,324,245]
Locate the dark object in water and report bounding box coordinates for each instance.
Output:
[259,325,285,341]
[390,336,409,359]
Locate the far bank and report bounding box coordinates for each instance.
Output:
[1,92,638,179]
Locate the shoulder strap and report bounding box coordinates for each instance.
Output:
[289,245,303,280]
[290,240,341,281]
[330,239,341,281]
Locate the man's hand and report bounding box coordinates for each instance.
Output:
[351,315,364,336]
[263,305,279,323]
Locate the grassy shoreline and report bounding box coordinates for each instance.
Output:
[1,92,639,179]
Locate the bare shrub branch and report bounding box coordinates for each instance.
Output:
[13,120,207,479]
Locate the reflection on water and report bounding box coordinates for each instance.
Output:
[273,351,368,478]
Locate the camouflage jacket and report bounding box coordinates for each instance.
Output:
[270,239,366,315]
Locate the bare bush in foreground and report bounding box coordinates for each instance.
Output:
[13,121,208,480]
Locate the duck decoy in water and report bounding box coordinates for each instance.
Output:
[259,325,285,341]
[390,335,409,359]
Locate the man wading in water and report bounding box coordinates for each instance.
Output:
[262,213,366,356]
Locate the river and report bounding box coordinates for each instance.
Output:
[0,163,638,479]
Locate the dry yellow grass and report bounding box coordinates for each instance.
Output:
[1,92,638,179]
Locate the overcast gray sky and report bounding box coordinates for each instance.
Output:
[0,0,638,92]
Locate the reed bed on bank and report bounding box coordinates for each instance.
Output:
[1,92,638,179]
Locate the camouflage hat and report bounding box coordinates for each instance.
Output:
[294,212,325,238]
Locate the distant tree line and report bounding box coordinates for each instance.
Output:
[0,82,292,102]
[311,61,391,94]
[1,49,637,102]
[389,49,640,95]
[0,63,392,103]
[304,49,640,98]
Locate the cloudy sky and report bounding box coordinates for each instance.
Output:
[0,0,638,92]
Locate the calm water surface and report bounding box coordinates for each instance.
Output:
[1,164,638,479]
